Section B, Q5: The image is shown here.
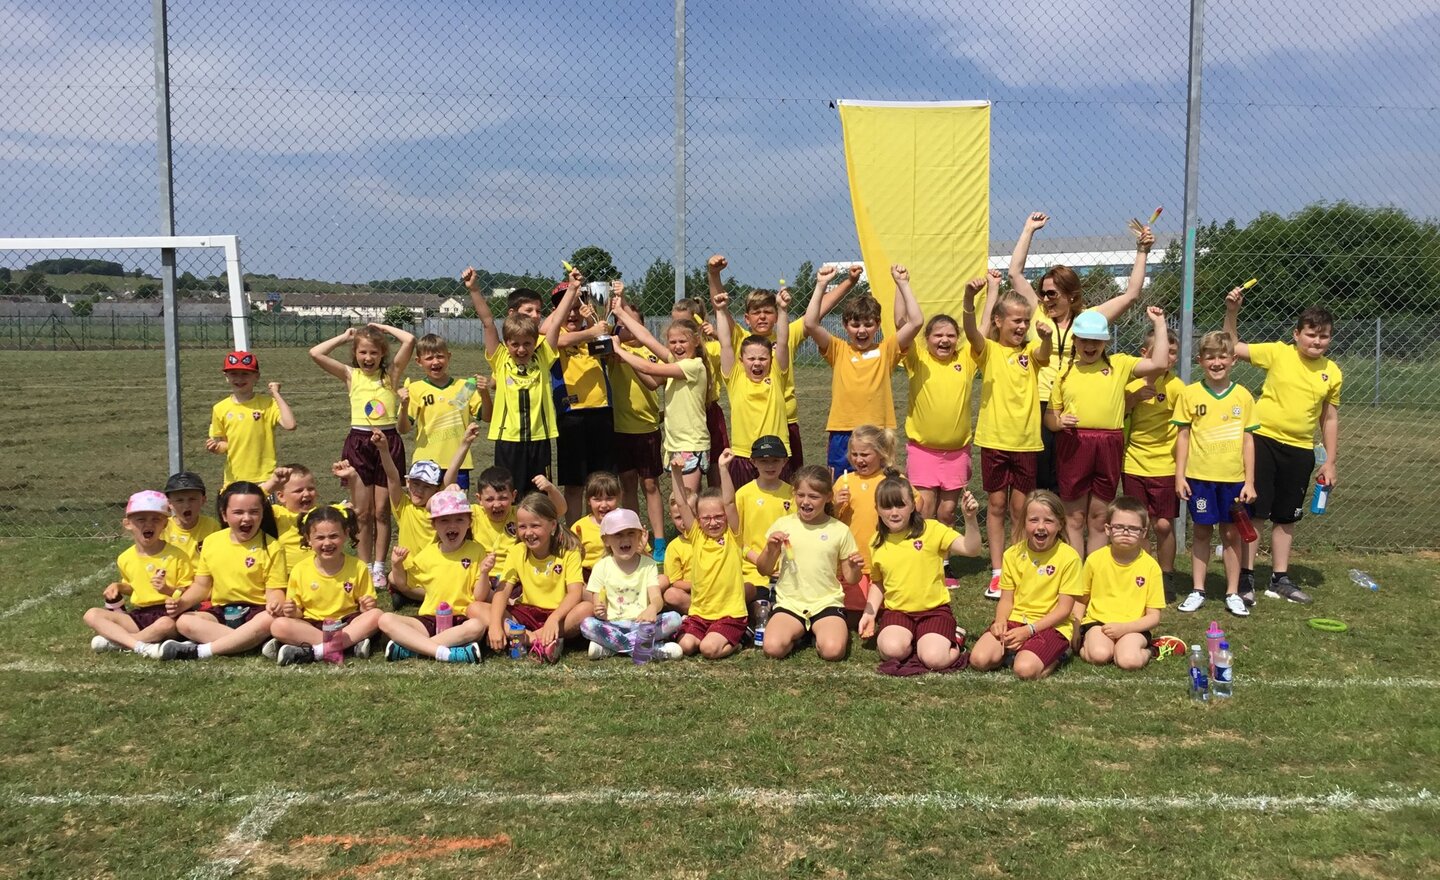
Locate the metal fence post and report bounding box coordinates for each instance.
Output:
[673,0,687,303]
[153,0,183,474]
[1177,0,1206,553]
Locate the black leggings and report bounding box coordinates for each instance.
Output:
[1036,402,1059,492]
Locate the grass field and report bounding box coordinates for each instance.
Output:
[3,348,1440,876]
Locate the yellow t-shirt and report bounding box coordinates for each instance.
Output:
[348,368,399,428]
[487,341,559,443]
[766,513,856,617]
[1079,546,1165,626]
[406,377,483,469]
[392,494,436,553]
[684,522,747,620]
[836,471,915,575]
[161,515,221,563]
[703,340,724,405]
[612,342,661,434]
[404,539,486,617]
[286,554,374,621]
[586,555,661,621]
[273,506,311,571]
[821,335,902,431]
[1249,342,1343,449]
[664,533,693,584]
[870,520,961,613]
[904,345,979,450]
[571,516,606,569]
[1000,540,1085,641]
[663,356,710,455]
[730,318,807,422]
[1124,373,1185,477]
[974,338,1046,452]
[1032,307,1080,402]
[500,543,584,611]
[557,343,609,411]
[209,395,282,486]
[196,528,287,606]
[1050,353,1141,430]
[735,480,795,584]
[469,505,520,556]
[117,543,194,608]
[725,363,790,459]
[1173,382,1259,483]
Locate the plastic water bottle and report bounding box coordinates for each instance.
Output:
[1229,502,1258,544]
[505,620,527,658]
[1310,445,1330,515]
[1211,641,1233,698]
[631,622,657,665]
[322,617,345,664]
[1348,569,1380,592]
[753,598,770,647]
[434,601,453,633]
[1188,644,1209,702]
[1205,621,1225,676]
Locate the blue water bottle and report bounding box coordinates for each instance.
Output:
[1309,444,1330,515]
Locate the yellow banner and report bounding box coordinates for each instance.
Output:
[838,100,990,331]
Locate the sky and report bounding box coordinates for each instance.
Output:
[2,0,1437,287]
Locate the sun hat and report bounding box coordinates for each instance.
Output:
[427,489,472,519]
[1070,310,1111,341]
[406,460,443,486]
[600,508,644,536]
[222,350,259,372]
[126,490,171,516]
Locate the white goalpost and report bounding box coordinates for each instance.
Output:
[0,234,249,475]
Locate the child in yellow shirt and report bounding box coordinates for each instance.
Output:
[84,490,193,658]
[206,350,296,487]
[1073,497,1165,670]
[670,450,747,659]
[160,471,220,562]
[271,506,383,665]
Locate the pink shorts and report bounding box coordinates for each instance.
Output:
[906,442,973,491]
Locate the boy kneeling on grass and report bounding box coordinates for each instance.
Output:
[1072,497,1165,670]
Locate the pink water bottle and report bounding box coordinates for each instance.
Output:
[1229,502,1258,544]
[322,617,345,664]
[1205,620,1225,676]
[434,601,454,633]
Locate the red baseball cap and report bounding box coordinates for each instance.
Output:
[223,350,259,372]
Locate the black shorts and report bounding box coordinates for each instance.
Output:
[1080,622,1152,644]
[616,430,662,479]
[557,408,616,485]
[494,439,552,498]
[1036,402,1059,493]
[1251,434,1313,525]
[772,605,846,631]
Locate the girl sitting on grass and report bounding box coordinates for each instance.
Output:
[488,492,586,663]
[270,506,383,666]
[581,508,683,660]
[85,490,192,659]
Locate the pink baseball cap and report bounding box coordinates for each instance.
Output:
[126,490,171,516]
[600,508,643,536]
[427,488,472,519]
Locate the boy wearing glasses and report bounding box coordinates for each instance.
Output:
[1071,496,1165,669]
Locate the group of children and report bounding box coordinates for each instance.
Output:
[84,210,1343,678]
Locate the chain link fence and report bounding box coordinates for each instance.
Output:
[3,0,1436,546]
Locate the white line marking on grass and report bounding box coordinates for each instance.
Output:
[0,566,110,622]
[185,790,303,880]
[2,786,1434,815]
[0,658,1436,690]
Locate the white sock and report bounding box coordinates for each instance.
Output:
[991,568,1001,576]
[197,644,214,660]
[313,644,326,659]
[434,646,450,661]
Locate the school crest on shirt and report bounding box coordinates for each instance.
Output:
[551,563,563,575]
[953,363,963,372]
[244,556,255,568]
[460,558,472,569]
[1321,372,1330,382]
[1135,576,1146,588]
[1038,564,1056,576]
[505,523,517,536]
[715,536,726,546]
[782,501,791,511]
[251,411,262,421]
[1101,367,1111,376]
[1155,393,1167,402]
[764,378,772,385]
[1017,354,1030,369]
[912,540,924,551]
[820,533,829,541]
[343,581,354,593]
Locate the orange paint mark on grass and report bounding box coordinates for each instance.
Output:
[292,833,511,879]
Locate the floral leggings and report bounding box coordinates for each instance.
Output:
[580,613,683,654]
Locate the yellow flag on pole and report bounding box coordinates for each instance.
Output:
[838,100,990,332]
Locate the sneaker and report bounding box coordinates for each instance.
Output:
[134,642,162,659]
[588,642,615,660]
[351,637,372,659]
[385,641,418,662]
[442,642,482,664]
[984,573,1002,600]
[90,635,121,653]
[158,639,200,661]
[1238,571,1257,606]
[656,642,683,660]
[277,644,316,666]
[1177,591,1206,613]
[372,568,389,590]
[260,638,280,660]
[530,638,562,664]
[1223,593,1250,617]
[1265,576,1313,605]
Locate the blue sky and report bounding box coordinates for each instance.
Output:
[2,0,1436,286]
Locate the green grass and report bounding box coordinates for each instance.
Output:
[1,537,1438,878]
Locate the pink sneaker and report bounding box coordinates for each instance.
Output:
[984,573,1001,600]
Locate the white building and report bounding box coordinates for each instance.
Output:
[248,292,438,322]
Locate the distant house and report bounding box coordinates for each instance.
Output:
[438,296,466,317]
[248,292,435,322]
[91,302,231,318]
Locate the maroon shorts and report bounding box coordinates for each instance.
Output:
[1055,429,1124,502]
[617,429,663,479]
[1123,473,1180,521]
[679,614,746,647]
[786,422,805,473]
[509,603,552,632]
[128,605,170,629]
[878,605,960,643]
[203,603,266,628]
[341,427,405,487]
[1006,620,1070,667]
[980,448,1038,494]
[417,613,468,637]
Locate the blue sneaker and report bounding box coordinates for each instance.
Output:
[442,642,482,664]
[652,537,668,563]
[385,640,418,662]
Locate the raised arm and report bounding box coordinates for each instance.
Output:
[891,265,924,351]
[717,448,740,532]
[946,490,982,557]
[978,269,1002,341]
[546,268,584,352]
[308,328,356,383]
[444,423,482,488]
[370,323,416,386]
[803,263,839,349]
[1133,307,1170,379]
[609,286,671,361]
[615,344,686,381]
[1093,226,1154,323]
[267,381,297,431]
[774,287,792,374]
[1007,211,1047,310]
[669,459,697,534]
[373,429,406,510]
[1223,286,1252,362]
[462,266,501,358]
[712,275,736,377]
[962,276,987,356]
